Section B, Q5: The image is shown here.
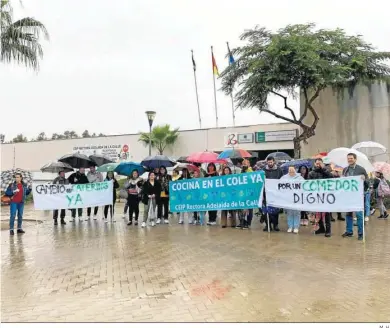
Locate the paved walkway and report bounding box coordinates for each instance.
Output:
[1,204,390,322]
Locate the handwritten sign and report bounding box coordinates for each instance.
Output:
[169,171,264,213]
[265,177,364,212]
[32,181,113,210]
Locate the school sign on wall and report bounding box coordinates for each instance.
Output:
[72,144,130,162]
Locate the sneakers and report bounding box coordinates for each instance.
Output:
[69,218,74,222]
[104,218,108,223]
[60,219,66,225]
[303,219,309,226]
[315,229,325,235]
[364,216,369,222]
[178,220,184,224]
[300,220,304,226]
[273,225,280,232]
[164,219,169,224]
[85,217,91,221]
[342,232,353,237]
[17,229,25,234]
[151,221,156,227]
[10,230,14,236]
[122,214,126,219]
[209,221,217,226]
[93,216,98,220]
[54,219,58,226]
[79,217,83,222]
[293,228,299,234]
[112,218,116,222]
[370,208,376,215]
[358,234,364,241]
[287,228,293,233]
[325,232,331,238]
[134,221,138,226]
[127,221,133,226]
[141,222,146,228]
[156,218,161,224]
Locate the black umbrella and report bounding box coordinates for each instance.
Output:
[265,152,292,162]
[41,161,74,173]
[89,155,114,167]
[58,153,96,169]
[177,156,189,163]
[141,155,176,169]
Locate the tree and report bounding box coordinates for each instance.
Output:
[139,124,179,155]
[12,133,27,143]
[0,134,5,143]
[82,130,90,138]
[220,23,390,157]
[36,132,46,141]
[0,0,49,71]
[98,133,105,137]
[69,130,78,139]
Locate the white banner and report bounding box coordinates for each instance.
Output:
[32,181,113,210]
[265,177,364,212]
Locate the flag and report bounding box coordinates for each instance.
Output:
[191,50,196,72]
[227,42,235,65]
[211,47,219,76]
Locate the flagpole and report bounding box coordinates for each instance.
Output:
[230,93,235,127]
[191,50,202,129]
[226,42,236,127]
[211,46,218,128]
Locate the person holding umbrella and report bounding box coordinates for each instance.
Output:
[156,166,171,224]
[103,172,119,223]
[68,168,89,221]
[52,171,69,225]
[5,173,32,235]
[124,169,143,226]
[86,165,103,220]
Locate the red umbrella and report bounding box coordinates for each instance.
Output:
[312,152,328,159]
[187,151,226,164]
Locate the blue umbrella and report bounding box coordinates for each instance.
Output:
[141,155,176,169]
[280,159,314,174]
[114,162,145,176]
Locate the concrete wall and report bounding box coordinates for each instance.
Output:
[300,82,390,162]
[0,123,297,171]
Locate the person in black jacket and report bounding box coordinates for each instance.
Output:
[52,171,69,225]
[68,168,89,221]
[263,156,283,231]
[157,166,171,224]
[205,163,219,225]
[141,172,161,228]
[124,169,143,226]
[308,158,333,237]
[298,165,309,226]
[103,171,119,222]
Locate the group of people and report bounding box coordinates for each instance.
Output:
[5,153,389,240]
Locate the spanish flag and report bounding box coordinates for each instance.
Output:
[211,46,219,76]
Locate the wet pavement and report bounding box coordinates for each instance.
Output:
[1,203,390,322]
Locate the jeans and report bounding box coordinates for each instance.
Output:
[10,202,24,231]
[364,191,371,217]
[194,212,205,225]
[157,197,169,220]
[286,210,300,229]
[346,211,363,235]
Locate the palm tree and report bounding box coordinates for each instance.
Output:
[1,0,49,71]
[139,124,180,155]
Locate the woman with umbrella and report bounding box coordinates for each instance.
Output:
[5,173,32,235]
[141,172,162,228]
[103,172,120,223]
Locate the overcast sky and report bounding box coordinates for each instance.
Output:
[1,0,389,141]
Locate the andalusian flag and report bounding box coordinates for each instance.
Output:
[211,46,219,76]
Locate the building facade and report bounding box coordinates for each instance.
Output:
[300,82,390,162]
[1,123,297,172]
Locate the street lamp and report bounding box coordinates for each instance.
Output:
[145,110,156,156]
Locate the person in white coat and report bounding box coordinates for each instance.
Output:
[281,166,304,233]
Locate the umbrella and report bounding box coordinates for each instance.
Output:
[187,151,226,164]
[352,141,387,158]
[1,169,33,190]
[280,159,315,173]
[177,156,189,163]
[173,163,199,172]
[265,152,292,162]
[89,155,114,166]
[97,163,120,173]
[327,147,374,172]
[312,152,328,159]
[373,162,390,179]
[217,148,252,159]
[115,162,146,176]
[140,155,175,169]
[58,153,96,169]
[40,161,74,173]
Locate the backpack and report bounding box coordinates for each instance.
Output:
[378,179,390,197]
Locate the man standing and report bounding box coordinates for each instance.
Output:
[86,165,103,220]
[263,156,283,231]
[308,158,333,237]
[52,171,68,225]
[68,168,89,221]
[342,153,368,241]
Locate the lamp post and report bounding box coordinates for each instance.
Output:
[145,110,156,156]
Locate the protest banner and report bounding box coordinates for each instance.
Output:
[265,177,364,212]
[32,181,113,210]
[169,171,265,213]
